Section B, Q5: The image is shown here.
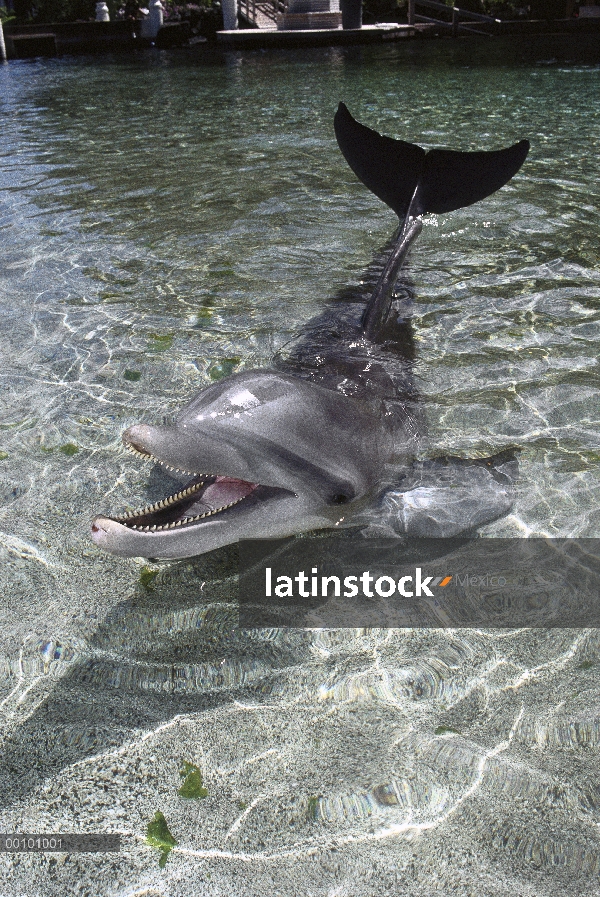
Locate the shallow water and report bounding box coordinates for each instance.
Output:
[1,40,600,896]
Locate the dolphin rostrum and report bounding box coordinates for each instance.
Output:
[91,104,529,560]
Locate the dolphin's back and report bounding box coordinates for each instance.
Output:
[334,102,529,221]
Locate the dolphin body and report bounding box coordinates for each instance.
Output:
[91,105,529,560]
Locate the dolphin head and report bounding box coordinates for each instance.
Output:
[91,370,393,559]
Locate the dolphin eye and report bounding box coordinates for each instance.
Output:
[330,493,349,505]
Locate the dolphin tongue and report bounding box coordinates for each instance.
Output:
[154,474,259,522]
[189,476,257,514]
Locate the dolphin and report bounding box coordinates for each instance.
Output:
[91,104,529,560]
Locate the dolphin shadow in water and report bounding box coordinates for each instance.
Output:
[0,547,315,808]
[90,104,528,560]
[0,107,530,808]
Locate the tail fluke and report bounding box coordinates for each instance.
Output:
[334,102,529,220]
[419,142,531,214]
[334,102,426,219]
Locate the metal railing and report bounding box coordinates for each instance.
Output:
[408,0,500,36]
[238,0,287,26]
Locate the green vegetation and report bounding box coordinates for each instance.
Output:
[149,333,174,352]
[178,760,208,799]
[578,660,596,670]
[21,0,97,24]
[0,6,16,23]
[163,2,224,42]
[209,357,240,380]
[7,0,221,27]
[146,811,177,869]
[59,443,79,456]
[124,369,142,382]
[0,452,8,461]
[307,795,321,820]
[139,567,159,590]
[435,725,460,735]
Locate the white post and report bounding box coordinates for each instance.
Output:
[95,1,110,20]
[139,7,150,36]
[140,0,163,38]
[222,0,238,30]
[0,20,6,62]
[148,0,163,36]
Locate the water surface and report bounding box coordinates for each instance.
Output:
[1,41,600,896]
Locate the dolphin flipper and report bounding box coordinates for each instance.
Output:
[379,450,519,538]
[334,102,529,220]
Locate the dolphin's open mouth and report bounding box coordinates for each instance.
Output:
[92,439,269,535]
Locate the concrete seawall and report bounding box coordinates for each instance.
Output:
[3,20,191,58]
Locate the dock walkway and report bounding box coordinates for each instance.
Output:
[217,22,421,48]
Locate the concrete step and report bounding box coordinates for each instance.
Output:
[253,9,278,28]
[277,11,342,29]
[288,0,331,12]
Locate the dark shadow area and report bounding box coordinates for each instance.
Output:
[0,543,311,808]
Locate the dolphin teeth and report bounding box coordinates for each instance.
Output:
[124,493,250,532]
[125,442,210,481]
[125,444,155,462]
[111,476,252,531]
